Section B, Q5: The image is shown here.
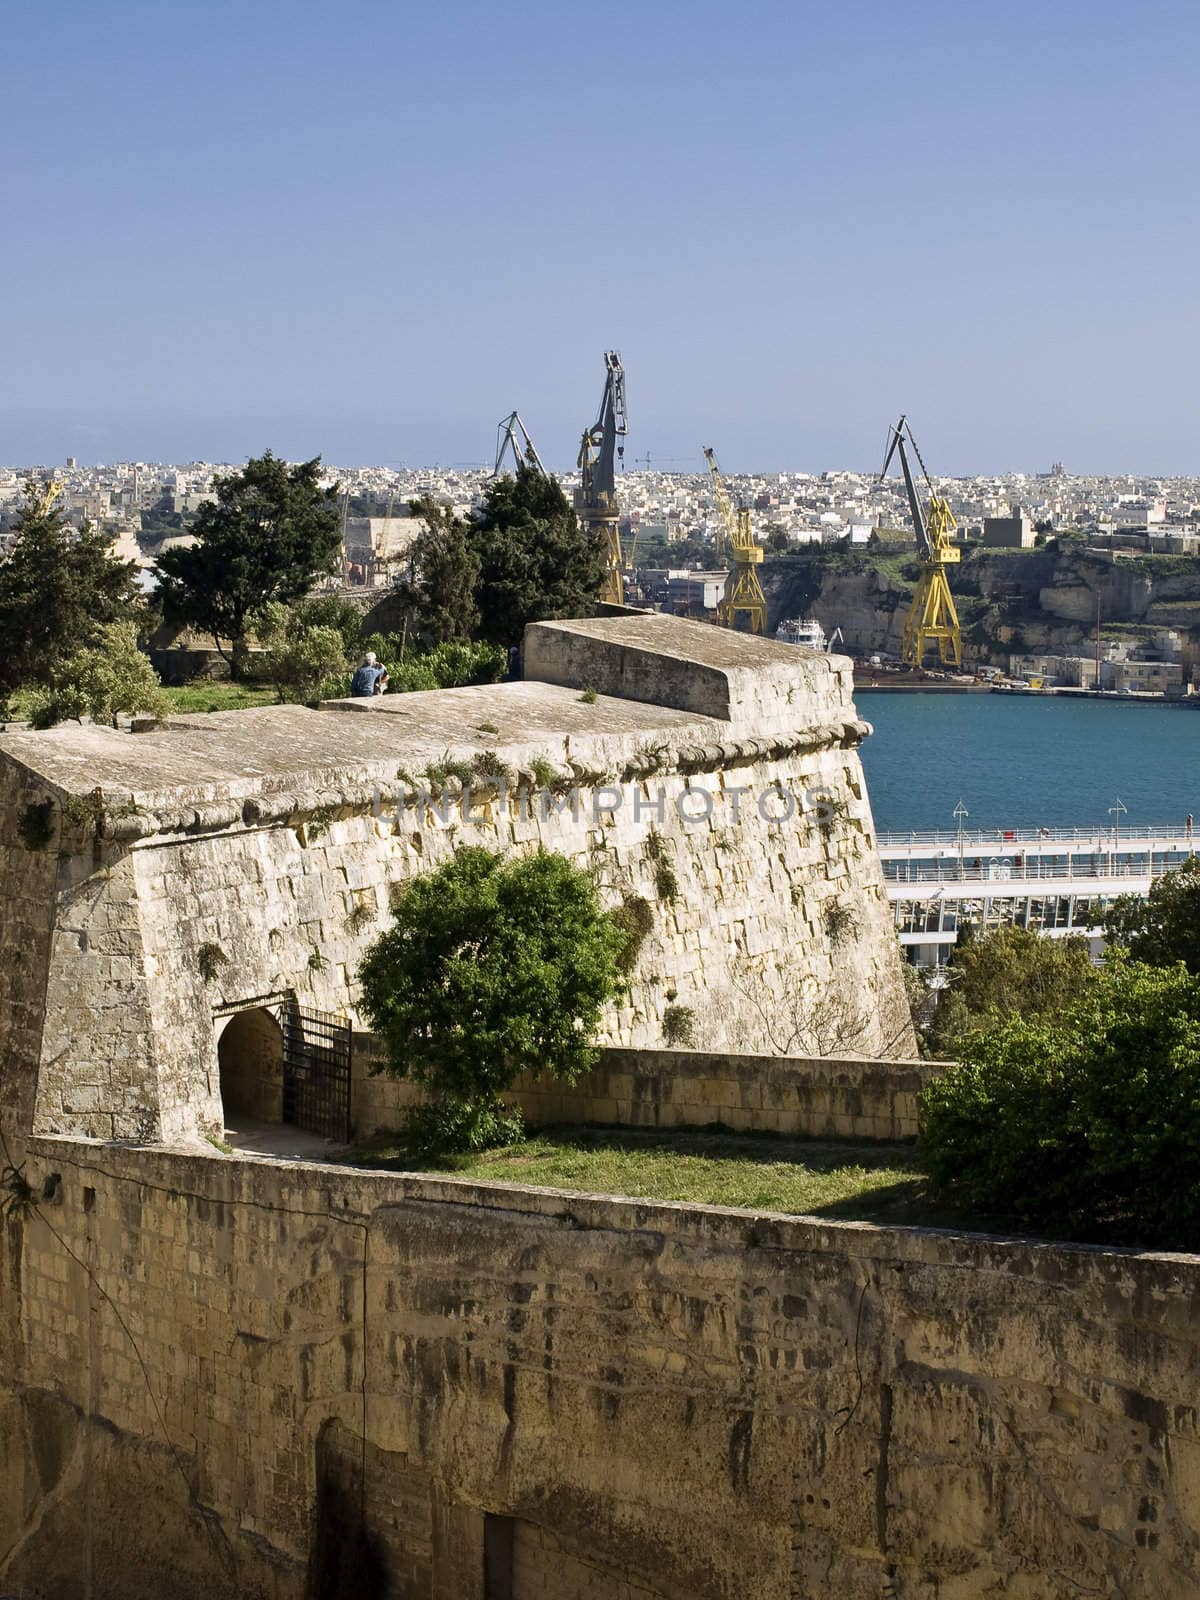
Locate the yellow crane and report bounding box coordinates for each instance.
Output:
[879,416,962,669]
[702,446,766,634]
[27,475,64,517]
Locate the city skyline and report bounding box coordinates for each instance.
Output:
[4,0,1199,474]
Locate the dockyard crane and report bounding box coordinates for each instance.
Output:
[702,446,767,634]
[492,411,548,478]
[28,476,64,517]
[879,416,962,669]
[575,352,628,604]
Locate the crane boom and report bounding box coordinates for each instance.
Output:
[879,415,961,669]
[575,352,628,605]
[492,411,547,478]
[26,476,64,518]
[702,446,737,557]
[702,446,767,634]
[881,416,933,561]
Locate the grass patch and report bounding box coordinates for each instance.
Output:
[348,1125,966,1226]
[161,682,277,713]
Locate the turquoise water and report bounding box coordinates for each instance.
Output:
[855,692,1200,834]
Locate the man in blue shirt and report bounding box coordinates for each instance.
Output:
[350,652,388,697]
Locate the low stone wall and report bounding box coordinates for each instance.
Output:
[147,646,231,683]
[511,1047,937,1142]
[4,1135,1200,1599]
[351,1043,939,1143]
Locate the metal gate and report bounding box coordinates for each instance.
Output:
[281,1003,352,1141]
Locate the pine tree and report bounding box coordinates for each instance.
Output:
[154,452,341,675]
[471,465,606,648]
[391,499,481,646]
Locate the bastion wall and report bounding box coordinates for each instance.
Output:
[0,615,914,1146]
[351,1040,939,1142]
[2,1136,1200,1600]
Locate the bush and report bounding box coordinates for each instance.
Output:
[919,960,1200,1246]
[1105,856,1200,974]
[23,622,168,728]
[402,1099,525,1155]
[358,847,626,1152]
[609,894,654,973]
[371,637,506,695]
[663,1004,697,1047]
[256,604,350,703]
[292,595,364,656]
[922,924,1097,1057]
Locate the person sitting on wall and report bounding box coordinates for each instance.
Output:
[350,652,388,697]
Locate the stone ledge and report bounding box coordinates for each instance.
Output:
[23,1133,1200,1279]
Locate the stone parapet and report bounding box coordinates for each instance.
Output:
[5,1135,1200,1599]
[524,612,854,732]
[351,1041,940,1143]
[511,1046,938,1142]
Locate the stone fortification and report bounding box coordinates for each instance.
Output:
[351,1041,938,1143]
[3,1136,1200,1599]
[0,613,913,1144]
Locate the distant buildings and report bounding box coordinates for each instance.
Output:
[1010,630,1196,696]
[982,505,1035,549]
[1,455,1199,611]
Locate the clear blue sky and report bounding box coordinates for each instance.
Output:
[4,0,1198,474]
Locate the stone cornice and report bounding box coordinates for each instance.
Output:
[83,717,871,848]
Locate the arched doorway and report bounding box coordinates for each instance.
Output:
[217,1007,284,1126]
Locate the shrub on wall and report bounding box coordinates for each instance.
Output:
[919,959,1200,1246]
[358,847,626,1152]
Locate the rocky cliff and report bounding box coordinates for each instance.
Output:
[763,541,1200,664]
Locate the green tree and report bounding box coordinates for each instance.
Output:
[26,623,168,728]
[661,535,723,571]
[154,453,341,675]
[256,604,350,704]
[1105,857,1200,974]
[471,465,606,647]
[291,595,364,657]
[0,480,143,700]
[358,847,625,1151]
[390,499,480,646]
[923,924,1097,1057]
[919,960,1200,1246]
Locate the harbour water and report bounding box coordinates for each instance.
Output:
[856,691,1200,835]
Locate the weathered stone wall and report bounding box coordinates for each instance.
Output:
[523,614,853,729]
[4,1138,1200,1600]
[0,766,58,1133]
[35,846,167,1141]
[4,752,915,1152]
[509,1046,936,1142]
[352,1043,939,1143]
[1,614,915,1144]
[62,737,905,1145]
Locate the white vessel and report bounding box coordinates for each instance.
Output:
[775,617,841,651]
